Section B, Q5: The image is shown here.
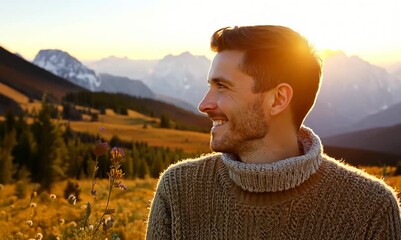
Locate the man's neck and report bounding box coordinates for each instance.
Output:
[239,127,301,164]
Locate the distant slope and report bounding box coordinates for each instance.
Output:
[324,146,400,166]
[305,51,401,137]
[63,91,212,132]
[322,123,401,156]
[0,46,86,102]
[344,102,401,132]
[97,73,155,99]
[0,93,23,115]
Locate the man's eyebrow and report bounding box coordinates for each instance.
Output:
[208,77,233,86]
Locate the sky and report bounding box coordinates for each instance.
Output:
[1,0,401,67]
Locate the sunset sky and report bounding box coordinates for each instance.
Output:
[1,0,401,66]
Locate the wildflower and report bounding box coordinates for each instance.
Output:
[109,168,124,180]
[103,216,114,231]
[90,189,97,196]
[68,221,77,228]
[117,183,128,191]
[99,126,105,133]
[26,220,34,227]
[58,218,65,225]
[30,203,37,208]
[15,232,23,239]
[67,194,77,205]
[36,233,43,240]
[49,194,56,200]
[93,140,109,157]
[110,147,125,163]
[89,225,94,231]
[31,191,37,199]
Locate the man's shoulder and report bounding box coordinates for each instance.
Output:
[323,155,399,202]
[159,153,221,179]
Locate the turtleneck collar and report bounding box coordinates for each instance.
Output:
[221,126,323,193]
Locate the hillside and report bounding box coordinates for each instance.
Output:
[344,102,401,132]
[323,123,401,156]
[63,91,212,132]
[0,46,85,102]
[324,146,400,166]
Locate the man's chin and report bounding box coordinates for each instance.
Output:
[210,140,233,153]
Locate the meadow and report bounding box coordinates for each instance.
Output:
[0,179,157,239]
[1,166,401,240]
[1,87,401,239]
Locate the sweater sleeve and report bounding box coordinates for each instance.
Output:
[146,175,172,240]
[364,192,401,239]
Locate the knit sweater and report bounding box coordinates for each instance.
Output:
[146,127,401,239]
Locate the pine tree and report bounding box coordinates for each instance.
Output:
[0,110,17,183]
[0,129,16,184]
[137,159,149,179]
[31,98,68,191]
[160,114,171,128]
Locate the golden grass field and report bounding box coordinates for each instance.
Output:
[2,89,401,239]
[0,179,158,239]
[1,167,401,240]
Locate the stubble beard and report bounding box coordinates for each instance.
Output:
[210,97,268,155]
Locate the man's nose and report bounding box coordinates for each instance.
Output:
[198,90,217,114]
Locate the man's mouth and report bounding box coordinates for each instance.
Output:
[212,120,227,127]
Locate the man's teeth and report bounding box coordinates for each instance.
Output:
[213,120,226,126]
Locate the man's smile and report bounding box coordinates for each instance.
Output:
[212,120,227,127]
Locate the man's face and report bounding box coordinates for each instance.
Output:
[198,50,270,154]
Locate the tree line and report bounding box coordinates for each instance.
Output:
[0,100,196,191]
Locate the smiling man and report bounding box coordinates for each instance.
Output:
[146,25,401,239]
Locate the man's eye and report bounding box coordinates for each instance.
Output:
[217,83,225,89]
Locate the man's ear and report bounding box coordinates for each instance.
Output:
[269,83,293,116]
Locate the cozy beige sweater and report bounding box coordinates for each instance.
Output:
[146,127,401,239]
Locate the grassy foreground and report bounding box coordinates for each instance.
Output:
[0,179,157,239]
[1,167,400,239]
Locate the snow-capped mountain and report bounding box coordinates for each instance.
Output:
[33,49,100,91]
[145,52,210,107]
[32,49,199,113]
[85,52,211,108]
[305,51,401,137]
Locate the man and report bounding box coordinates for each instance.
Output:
[146,25,401,239]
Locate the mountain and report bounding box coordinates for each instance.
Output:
[0,46,85,102]
[343,101,401,132]
[388,62,401,80]
[145,52,210,108]
[322,123,401,156]
[85,56,157,80]
[33,49,100,91]
[97,73,155,99]
[86,53,210,108]
[305,51,401,137]
[155,94,198,113]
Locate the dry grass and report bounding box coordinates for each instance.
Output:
[68,118,211,153]
[0,82,42,113]
[1,169,401,239]
[0,83,30,103]
[360,165,401,195]
[0,179,157,239]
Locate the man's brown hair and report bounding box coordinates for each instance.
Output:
[210,25,322,129]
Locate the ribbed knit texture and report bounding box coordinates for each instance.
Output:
[146,127,401,239]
